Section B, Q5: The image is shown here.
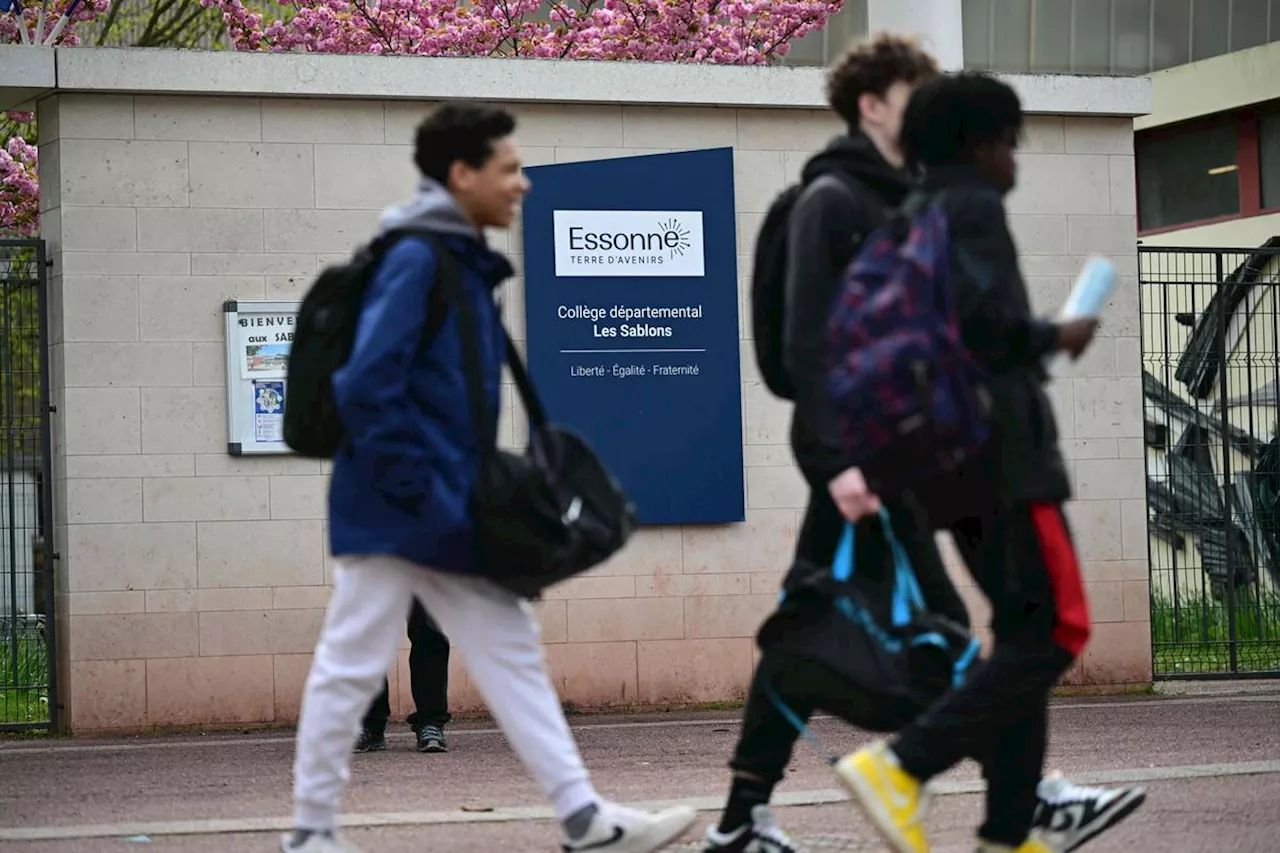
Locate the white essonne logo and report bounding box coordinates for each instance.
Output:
[553,210,706,278]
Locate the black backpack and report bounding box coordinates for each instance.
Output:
[750,171,871,401]
[750,184,806,400]
[283,228,446,459]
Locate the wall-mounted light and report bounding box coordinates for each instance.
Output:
[1208,165,1239,176]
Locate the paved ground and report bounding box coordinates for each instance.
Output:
[1,689,1278,852]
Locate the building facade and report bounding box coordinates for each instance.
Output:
[0,45,1153,732]
[791,0,1280,74]
[1130,41,1280,679]
[1135,41,1280,247]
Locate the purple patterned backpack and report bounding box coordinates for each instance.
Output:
[825,202,992,498]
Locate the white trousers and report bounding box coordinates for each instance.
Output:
[292,556,598,831]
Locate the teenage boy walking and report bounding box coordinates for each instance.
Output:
[353,601,450,754]
[702,34,969,853]
[705,39,1140,853]
[284,102,696,853]
[836,72,1146,853]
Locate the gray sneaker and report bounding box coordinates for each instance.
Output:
[280,831,363,853]
[416,724,447,753]
[352,730,386,753]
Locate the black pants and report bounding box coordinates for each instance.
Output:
[728,486,969,785]
[362,600,452,734]
[890,500,1091,846]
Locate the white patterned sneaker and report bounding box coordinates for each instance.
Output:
[701,805,801,852]
[1032,773,1146,852]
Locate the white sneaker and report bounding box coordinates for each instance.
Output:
[279,831,363,853]
[1032,773,1146,852]
[702,805,800,852]
[562,801,698,853]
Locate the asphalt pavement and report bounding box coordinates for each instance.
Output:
[1,687,1278,852]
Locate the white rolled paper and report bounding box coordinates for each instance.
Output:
[1044,255,1117,379]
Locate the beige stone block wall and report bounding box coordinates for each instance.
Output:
[38,92,1146,733]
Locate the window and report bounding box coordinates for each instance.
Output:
[963,0,1280,75]
[1138,123,1241,231]
[1137,105,1280,234]
[1262,112,1280,209]
[1152,0,1193,70]
[779,0,869,67]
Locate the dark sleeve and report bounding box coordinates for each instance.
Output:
[948,193,1061,371]
[331,239,438,501]
[781,178,874,483]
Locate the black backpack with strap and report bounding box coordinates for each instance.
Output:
[283,228,447,459]
[749,171,877,401]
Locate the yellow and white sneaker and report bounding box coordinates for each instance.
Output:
[834,740,931,853]
[975,837,1056,853]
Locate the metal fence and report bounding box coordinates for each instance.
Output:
[0,239,56,730]
[1139,243,1280,679]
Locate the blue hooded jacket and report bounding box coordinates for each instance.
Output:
[327,178,513,574]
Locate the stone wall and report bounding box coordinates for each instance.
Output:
[34,82,1147,732]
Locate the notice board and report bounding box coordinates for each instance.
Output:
[521,147,745,525]
[223,299,298,455]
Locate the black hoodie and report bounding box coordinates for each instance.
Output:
[782,132,910,486]
[913,164,1071,505]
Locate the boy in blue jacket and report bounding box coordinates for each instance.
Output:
[285,103,696,853]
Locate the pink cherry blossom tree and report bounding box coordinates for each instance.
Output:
[3,0,110,236]
[2,0,843,235]
[201,1,842,64]
[1,112,39,237]
[0,0,108,49]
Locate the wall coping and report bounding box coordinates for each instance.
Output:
[0,46,56,108]
[1,45,1151,117]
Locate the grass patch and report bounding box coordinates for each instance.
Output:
[1152,589,1280,675]
[0,621,50,726]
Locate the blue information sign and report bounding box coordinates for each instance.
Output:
[521,147,745,525]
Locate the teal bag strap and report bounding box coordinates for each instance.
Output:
[832,509,928,627]
[832,522,857,582]
[880,507,926,626]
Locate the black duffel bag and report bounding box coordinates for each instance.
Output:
[437,242,636,600]
[756,509,982,733]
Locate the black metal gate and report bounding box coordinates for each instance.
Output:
[0,239,56,730]
[1139,243,1280,679]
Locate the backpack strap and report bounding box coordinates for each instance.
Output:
[418,234,550,454]
[416,235,497,449]
[366,227,453,353]
[804,170,883,252]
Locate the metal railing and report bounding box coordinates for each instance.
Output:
[1,239,56,730]
[1139,243,1280,679]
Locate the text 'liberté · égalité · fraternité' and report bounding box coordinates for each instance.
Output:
[570,363,701,378]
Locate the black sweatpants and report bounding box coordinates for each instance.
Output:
[728,486,969,786]
[362,599,451,734]
[890,501,1092,846]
